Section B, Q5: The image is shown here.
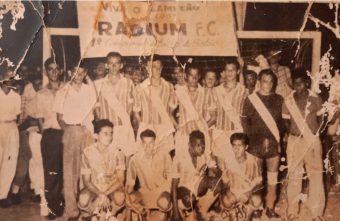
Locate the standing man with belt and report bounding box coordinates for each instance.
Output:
[53,61,97,221]
[283,69,325,221]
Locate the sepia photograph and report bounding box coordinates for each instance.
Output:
[0,1,339,221]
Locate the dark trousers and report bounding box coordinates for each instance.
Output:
[41,128,64,215]
[12,130,31,187]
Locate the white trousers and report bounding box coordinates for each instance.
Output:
[0,122,19,199]
[28,131,45,196]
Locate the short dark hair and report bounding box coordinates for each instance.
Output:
[93,119,114,134]
[291,68,310,85]
[258,69,277,91]
[150,54,163,64]
[106,52,122,62]
[244,70,257,79]
[140,129,156,140]
[230,132,249,145]
[185,63,201,77]
[224,57,240,70]
[44,57,58,70]
[71,60,88,71]
[189,130,205,144]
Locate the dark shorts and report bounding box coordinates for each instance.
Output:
[247,145,280,159]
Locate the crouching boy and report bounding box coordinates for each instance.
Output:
[125,129,172,220]
[219,133,263,220]
[78,119,125,220]
[171,130,225,221]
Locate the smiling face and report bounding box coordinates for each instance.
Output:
[231,139,247,160]
[72,66,87,85]
[148,60,163,79]
[225,64,239,82]
[204,71,217,88]
[97,126,114,147]
[189,138,205,157]
[141,136,156,156]
[46,63,60,82]
[187,68,200,88]
[107,56,123,75]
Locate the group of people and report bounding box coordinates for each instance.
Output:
[0,50,338,221]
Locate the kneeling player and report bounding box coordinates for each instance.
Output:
[171,130,225,221]
[78,119,125,220]
[219,133,263,220]
[126,129,172,220]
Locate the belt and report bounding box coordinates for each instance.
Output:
[65,123,82,126]
[0,120,16,124]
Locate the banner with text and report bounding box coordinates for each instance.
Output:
[77,1,238,57]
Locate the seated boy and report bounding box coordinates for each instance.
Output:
[125,129,172,220]
[78,119,125,220]
[171,130,225,221]
[219,132,263,220]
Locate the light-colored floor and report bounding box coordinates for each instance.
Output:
[0,193,339,221]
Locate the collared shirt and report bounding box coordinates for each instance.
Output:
[134,78,177,125]
[0,88,21,121]
[96,74,136,126]
[35,85,64,130]
[53,83,96,125]
[176,85,216,135]
[282,90,323,135]
[81,142,125,192]
[172,148,207,191]
[212,83,248,131]
[20,83,37,120]
[126,148,172,191]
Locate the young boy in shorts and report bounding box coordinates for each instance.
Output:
[78,119,125,221]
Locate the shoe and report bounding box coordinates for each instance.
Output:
[10,193,22,205]
[47,213,57,220]
[266,207,280,218]
[0,199,11,208]
[31,194,41,203]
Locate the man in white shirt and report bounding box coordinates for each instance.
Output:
[0,69,21,208]
[53,61,97,221]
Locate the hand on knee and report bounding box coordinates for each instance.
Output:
[157,196,172,212]
[250,195,262,209]
[221,191,237,209]
[78,191,91,209]
[112,191,125,207]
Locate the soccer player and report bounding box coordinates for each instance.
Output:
[78,119,125,221]
[218,132,263,220]
[95,52,138,156]
[210,58,248,168]
[283,69,325,221]
[174,64,216,155]
[242,69,284,218]
[134,55,177,152]
[126,129,172,220]
[171,130,223,221]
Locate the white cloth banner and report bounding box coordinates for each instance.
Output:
[77,1,238,57]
